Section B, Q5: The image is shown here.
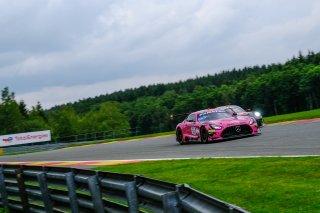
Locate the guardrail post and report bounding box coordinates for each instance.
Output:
[162,191,180,213]
[65,172,79,213]
[37,172,53,213]
[16,167,29,212]
[125,182,139,213]
[0,167,8,208]
[88,175,105,213]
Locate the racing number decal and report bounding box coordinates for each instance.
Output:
[191,125,199,135]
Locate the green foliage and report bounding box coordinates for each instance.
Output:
[96,157,320,213]
[21,102,50,132]
[122,97,169,133]
[48,105,80,137]
[18,100,28,118]
[0,87,24,134]
[0,88,51,135]
[80,102,130,133]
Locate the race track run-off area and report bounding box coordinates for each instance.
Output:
[0,119,319,166]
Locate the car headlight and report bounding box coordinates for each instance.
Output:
[254,111,261,117]
[249,118,255,125]
[210,124,222,130]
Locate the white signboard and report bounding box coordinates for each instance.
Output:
[0,130,51,147]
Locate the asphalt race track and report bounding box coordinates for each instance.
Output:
[0,120,319,163]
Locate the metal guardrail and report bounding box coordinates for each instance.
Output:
[0,165,249,213]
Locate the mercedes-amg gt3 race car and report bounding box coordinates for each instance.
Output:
[175,109,260,145]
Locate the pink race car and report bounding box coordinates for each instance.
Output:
[175,109,260,145]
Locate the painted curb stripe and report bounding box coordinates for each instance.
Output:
[1,155,319,167]
[295,118,320,123]
[0,160,149,167]
[266,118,320,126]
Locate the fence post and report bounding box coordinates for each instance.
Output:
[16,167,29,212]
[65,172,79,213]
[88,175,104,213]
[0,167,8,208]
[162,191,180,213]
[124,182,139,213]
[37,172,53,213]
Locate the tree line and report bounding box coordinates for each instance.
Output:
[0,90,130,138]
[1,51,319,138]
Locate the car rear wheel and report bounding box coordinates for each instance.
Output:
[176,128,184,145]
[200,127,208,143]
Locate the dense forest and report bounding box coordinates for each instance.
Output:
[1,51,320,139]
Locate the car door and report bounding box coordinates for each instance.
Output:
[185,113,198,138]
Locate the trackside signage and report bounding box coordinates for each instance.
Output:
[0,130,51,147]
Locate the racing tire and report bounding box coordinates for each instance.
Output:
[176,128,184,145]
[200,127,209,143]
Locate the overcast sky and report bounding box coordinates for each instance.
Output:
[1,0,320,109]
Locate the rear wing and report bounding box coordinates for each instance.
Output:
[169,112,190,120]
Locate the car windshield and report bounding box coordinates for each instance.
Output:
[230,106,246,113]
[198,112,232,122]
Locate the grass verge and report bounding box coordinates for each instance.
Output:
[95,157,320,213]
[264,108,320,124]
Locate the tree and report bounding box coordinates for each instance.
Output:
[80,102,130,133]
[0,87,24,134]
[21,102,50,132]
[48,105,80,138]
[19,100,29,118]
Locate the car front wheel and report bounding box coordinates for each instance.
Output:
[200,127,208,143]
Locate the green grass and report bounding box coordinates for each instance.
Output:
[264,108,320,124]
[95,157,320,213]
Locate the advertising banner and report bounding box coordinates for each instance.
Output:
[0,130,51,147]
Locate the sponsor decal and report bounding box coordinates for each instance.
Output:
[2,136,13,143]
[15,133,49,141]
[208,129,216,133]
[0,130,51,147]
[191,126,199,135]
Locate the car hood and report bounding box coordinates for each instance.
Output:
[206,116,251,127]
